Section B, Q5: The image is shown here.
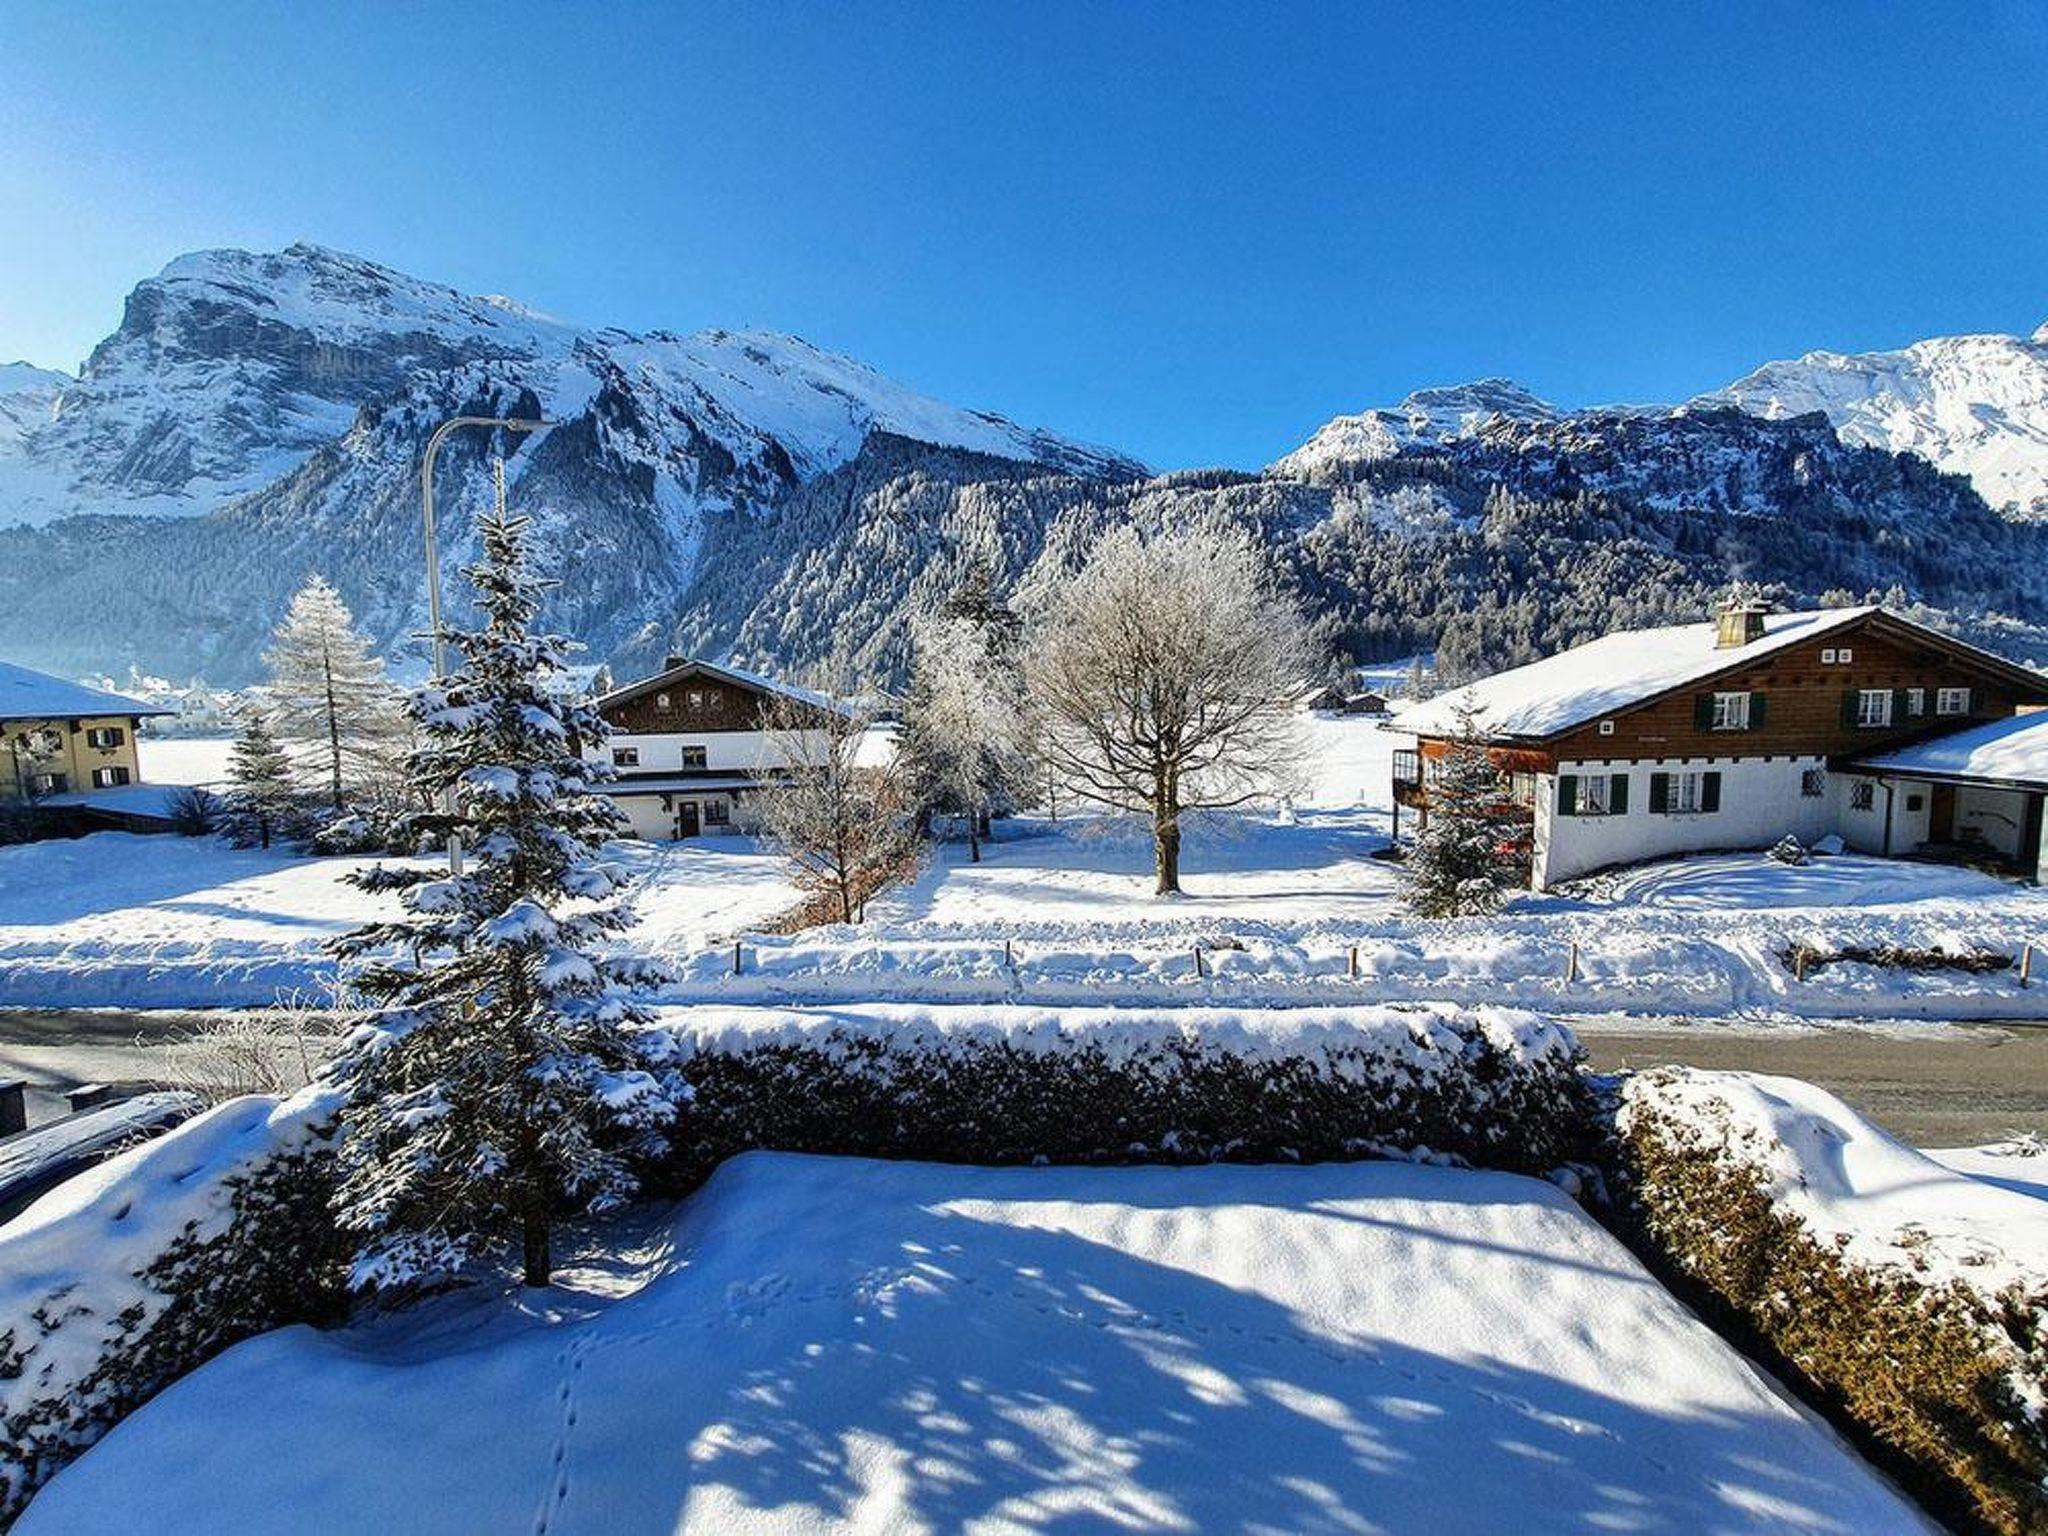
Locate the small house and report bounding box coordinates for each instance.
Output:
[1,663,171,824]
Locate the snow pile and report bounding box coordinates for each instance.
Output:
[1613,1068,2048,1531]
[0,1089,341,1524]
[18,1153,1928,1534]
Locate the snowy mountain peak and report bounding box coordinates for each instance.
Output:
[1269,377,1559,477]
[1695,326,2048,516]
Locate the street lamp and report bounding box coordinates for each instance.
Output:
[420,415,549,873]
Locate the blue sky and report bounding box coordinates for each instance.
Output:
[4,2,2045,469]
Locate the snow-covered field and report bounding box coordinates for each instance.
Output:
[7,714,2047,1022]
[18,1151,1931,1535]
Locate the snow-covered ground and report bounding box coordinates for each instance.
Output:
[6,713,2046,1023]
[18,1151,1932,1535]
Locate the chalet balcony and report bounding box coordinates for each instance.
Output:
[1391,748,1427,810]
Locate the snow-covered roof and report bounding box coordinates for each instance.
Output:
[0,662,172,723]
[597,657,857,719]
[36,784,193,819]
[1853,709,2048,789]
[1400,608,1877,741]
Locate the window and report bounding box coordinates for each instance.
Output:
[1837,647,1852,664]
[1855,689,1893,728]
[85,726,124,749]
[1708,692,1751,731]
[1820,648,1837,664]
[1850,781,1876,811]
[90,766,129,788]
[1597,720,1615,736]
[31,772,66,795]
[612,747,640,768]
[1507,772,1537,807]
[681,746,708,770]
[688,690,704,708]
[656,692,670,708]
[1648,769,1722,815]
[1558,771,1628,817]
[1801,768,1825,798]
[1937,687,1971,716]
[1905,688,1925,717]
[704,799,731,825]
[706,689,723,706]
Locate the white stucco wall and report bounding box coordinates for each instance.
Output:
[610,790,750,841]
[1956,785,2031,859]
[596,729,827,774]
[1533,755,1831,888]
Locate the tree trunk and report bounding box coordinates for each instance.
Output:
[968,818,981,862]
[1152,773,1181,895]
[323,655,344,812]
[522,1204,551,1287]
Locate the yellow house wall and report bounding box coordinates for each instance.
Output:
[0,715,147,797]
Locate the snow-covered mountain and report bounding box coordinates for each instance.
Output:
[0,242,1140,530]
[1691,325,2048,518]
[0,363,70,456]
[1269,379,1559,477]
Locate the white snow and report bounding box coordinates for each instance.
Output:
[1398,608,1872,740]
[0,661,168,723]
[1619,1069,2048,1301]
[1270,379,1561,477]
[17,1151,1931,1535]
[1854,708,2048,787]
[1926,1139,2048,1203]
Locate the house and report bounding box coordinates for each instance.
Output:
[1395,602,2048,889]
[0,662,171,820]
[1851,710,2048,878]
[589,656,851,840]
[1341,691,1390,717]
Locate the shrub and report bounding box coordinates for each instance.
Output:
[163,786,220,837]
[1604,1069,2048,1536]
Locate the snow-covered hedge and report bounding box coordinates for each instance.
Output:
[0,1093,343,1528]
[647,1002,1593,1181]
[1608,1068,2048,1536]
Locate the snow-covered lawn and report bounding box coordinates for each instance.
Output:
[0,833,797,1009]
[18,1152,1930,1535]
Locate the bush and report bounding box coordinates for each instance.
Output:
[163,995,353,1103]
[650,1003,1596,1187]
[1604,1070,2048,1536]
[164,786,220,837]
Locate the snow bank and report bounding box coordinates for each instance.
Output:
[0,1089,341,1525]
[19,1154,1929,1534]
[1612,1068,2048,1533]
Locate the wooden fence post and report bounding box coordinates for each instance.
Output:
[1348,945,1360,980]
[1793,946,1806,983]
[732,940,743,977]
[1193,947,1206,979]
[1564,941,1578,986]
[2022,942,2034,989]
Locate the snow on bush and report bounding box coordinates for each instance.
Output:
[649,1001,1592,1181]
[1609,1068,2048,1536]
[0,1091,344,1527]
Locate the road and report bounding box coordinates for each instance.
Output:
[0,1009,2042,1146]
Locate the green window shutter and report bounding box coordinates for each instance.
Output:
[1608,774,1629,815]
[1648,772,1670,814]
[1694,694,1715,731]
[1701,771,1723,813]
[1749,692,1766,729]
[1841,689,1860,728]
[1557,773,1579,816]
[1893,688,1910,724]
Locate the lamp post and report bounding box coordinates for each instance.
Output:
[420,416,549,873]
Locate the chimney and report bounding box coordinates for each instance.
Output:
[663,654,689,672]
[1715,597,1769,650]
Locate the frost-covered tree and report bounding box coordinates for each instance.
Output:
[1024,522,1314,895]
[899,610,1026,861]
[264,574,406,810]
[222,708,299,850]
[325,511,683,1292]
[753,691,914,923]
[1401,703,1532,917]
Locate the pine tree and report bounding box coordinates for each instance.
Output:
[325,510,683,1293]
[222,708,299,850]
[264,575,405,811]
[1401,703,1533,917]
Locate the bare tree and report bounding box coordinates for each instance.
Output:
[898,611,1026,862]
[753,691,915,924]
[1024,522,1314,895]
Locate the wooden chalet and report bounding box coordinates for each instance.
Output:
[1396,602,2048,888]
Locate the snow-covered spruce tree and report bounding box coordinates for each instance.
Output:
[222,707,300,850]
[1401,702,1532,917]
[898,610,1026,861]
[264,574,406,811]
[1024,522,1314,895]
[326,511,683,1292]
